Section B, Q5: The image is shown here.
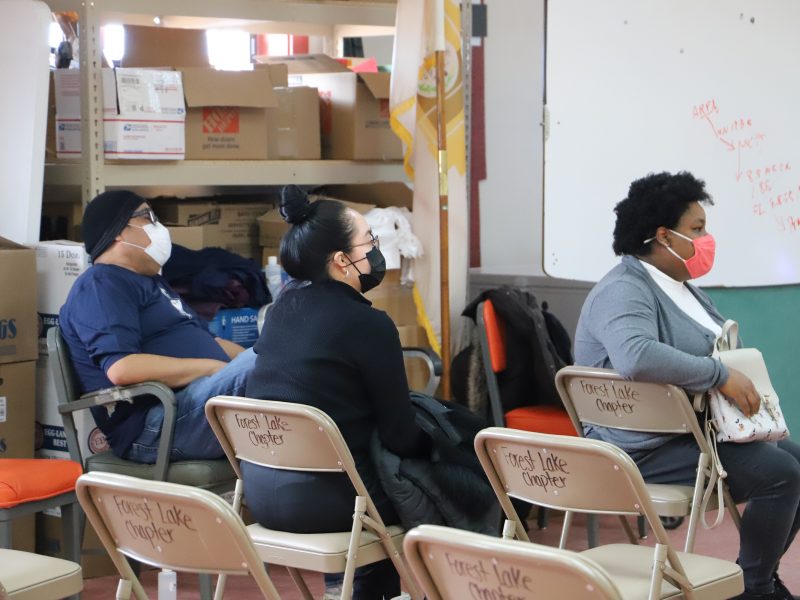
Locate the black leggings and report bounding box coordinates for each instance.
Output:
[241,461,401,599]
[630,436,800,595]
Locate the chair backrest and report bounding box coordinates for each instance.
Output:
[46,326,80,412]
[477,300,507,374]
[205,396,384,523]
[475,428,677,544]
[404,524,623,600]
[76,472,280,599]
[555,366,705,440]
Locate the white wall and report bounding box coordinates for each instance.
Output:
[478,0,545,275]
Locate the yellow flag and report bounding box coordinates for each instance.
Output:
[390,0,468,355]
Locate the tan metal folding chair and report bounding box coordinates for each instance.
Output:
[555,366,742,551]
[75,472,280,600]
[475,428,744,600]
[0,549,82,600]
[204,396,423,600]
[404,524,623,600]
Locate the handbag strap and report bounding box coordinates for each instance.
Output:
[694,319,740,412]
[699,417,727,529]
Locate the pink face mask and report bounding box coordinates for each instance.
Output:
[664,229,716,279]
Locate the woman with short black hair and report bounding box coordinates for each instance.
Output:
[245,186,430,599]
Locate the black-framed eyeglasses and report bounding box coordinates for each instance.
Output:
[130,207,158,224]
[351,232,380,251]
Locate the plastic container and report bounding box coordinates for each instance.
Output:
[264,255,283,300]
[158,569,177,600]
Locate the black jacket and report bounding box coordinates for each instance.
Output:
[370,393,500,534]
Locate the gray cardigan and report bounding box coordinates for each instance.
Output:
[574,255,729,452]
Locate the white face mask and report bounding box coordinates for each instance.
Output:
[121,222,173,267]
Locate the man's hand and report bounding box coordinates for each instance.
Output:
[718,367,761,417]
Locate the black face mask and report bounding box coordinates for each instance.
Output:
[347,246,386,293]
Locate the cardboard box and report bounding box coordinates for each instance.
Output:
[0,239,38,365]
[182,68,278,160]
[364,270,418,327]
[168,224,259,259]
[0,361,36,459]
[319,182,413,210]
[262,54,401,160]
[35,355,108,461]
[257,198,373,247]
[37,513,119,578]
[155,201,270,231]
[261,247,281,267]
[255,63,289,87]
[208,308,259,348]
[54,68,186,160]
[121,25,210,68]
[35,241,89,353]
[267,87,321,160]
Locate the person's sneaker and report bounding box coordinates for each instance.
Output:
[773,574,800,600]
[321,583,343,600]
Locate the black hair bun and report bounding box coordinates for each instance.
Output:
[280,185,313,224]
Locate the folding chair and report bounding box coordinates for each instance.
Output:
[404,524,623,600]
[75,472,280,600]
[477,299,591,539]
[555,366,742,551]
[0,458,83,562]
[0,548,82,599]
[204,396,423,600]
[475,428,744,600]
[47,326,235,600]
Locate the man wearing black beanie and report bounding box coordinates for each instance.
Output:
[58,190,257,462]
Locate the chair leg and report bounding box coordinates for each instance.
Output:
[342,497,368,600]
[286,567,314,600]
[198,574,213,600]
[0,519,11,549]
[586,514,599,548]
[537,506,549,529]
[638,515,648,539]
[559,511,573,549]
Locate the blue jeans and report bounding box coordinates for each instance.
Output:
[629,435,800,595]
[126,348,256,463]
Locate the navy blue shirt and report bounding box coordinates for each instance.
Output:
[59,264,230,454]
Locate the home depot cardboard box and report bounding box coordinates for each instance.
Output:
[0,239,37,365]
[267,87,321,159]
[35,241,89,353]
[261,54,401,160]
[121,25,210,68]
[54,68,186,159]
[181,68,278,159]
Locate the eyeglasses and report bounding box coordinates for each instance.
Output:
[129,207,159,224]
[351,232,380,251]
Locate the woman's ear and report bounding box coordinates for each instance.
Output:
[331,250,348,268]
[654,226,671,247]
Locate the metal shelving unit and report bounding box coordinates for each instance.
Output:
[44,0,403,204]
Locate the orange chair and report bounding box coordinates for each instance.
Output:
[476,299,576,435]
[0,458,83,564]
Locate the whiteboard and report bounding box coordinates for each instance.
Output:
[544,0,800,286]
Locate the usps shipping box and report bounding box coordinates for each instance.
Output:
[182,68,278,159]
[54,68,186,160]
[0,239,37,365]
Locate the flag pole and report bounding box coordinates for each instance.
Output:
[434,0,451,399]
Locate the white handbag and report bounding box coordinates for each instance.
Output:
[704,320,789,443]
[694,320,789,529]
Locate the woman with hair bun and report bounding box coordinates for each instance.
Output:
[244,185,430,599]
